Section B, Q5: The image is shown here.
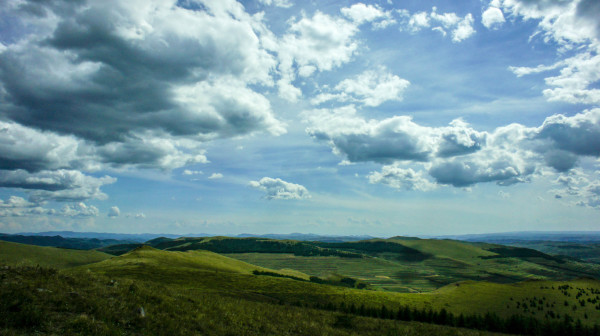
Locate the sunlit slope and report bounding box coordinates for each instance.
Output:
[0,266,508,336]
[224,237,600,292]
[429,278,600,323]
[78,245,600,327]
[0,240,111,268]
[82,245,310,280]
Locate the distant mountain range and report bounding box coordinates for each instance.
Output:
[436,231,600,243]
[10,231,375,244]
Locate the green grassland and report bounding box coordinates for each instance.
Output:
[1,244,512,335]
[0,240,111,269]
[3,265,514,336]
[3,239,600,334]
[505,241,600,264]
[212,237,600,292]
[81,246,600,325]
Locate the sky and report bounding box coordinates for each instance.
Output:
[0,0,599,236]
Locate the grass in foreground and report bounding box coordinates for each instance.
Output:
[0,265,508,336]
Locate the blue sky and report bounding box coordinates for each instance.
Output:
[0,0,599,236]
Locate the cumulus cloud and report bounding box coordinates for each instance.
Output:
[0,195,56,217]
[135,213,146,219]
[0,0,285,170]
[208,173,224,179]
[304,105,486,164]
[341,3,396,29]
[398,7,476,42]
[502,0,600,104]
[276,11,359,101]
[0,169,116,203]
[249,177,310,200]
[550,169,600,208]
[482,6,505,29]
[0,0,300,206]
[183,169,203,175]
[0,196,35,209]
[451,14,476,42]
[368,166,435,191]
[61,202,99,217]
[305,106,600,192]
[0,196,102,217]
[311,67,410,107]
[108,206,120,218]
[258,0,293,8]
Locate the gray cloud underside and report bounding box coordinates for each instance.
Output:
[0,169,116,203]
[306,107,600,189]
[0,0,283,144]
[0,0,290,203]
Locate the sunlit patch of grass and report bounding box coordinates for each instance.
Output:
[0,241,111,269]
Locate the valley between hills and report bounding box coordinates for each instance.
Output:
[2,234,600,335]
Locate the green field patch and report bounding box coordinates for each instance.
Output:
[0,241,111,269]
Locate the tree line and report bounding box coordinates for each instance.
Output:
[291,299,600,336]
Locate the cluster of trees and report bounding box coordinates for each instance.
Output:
[158,238,364,258]
[314,241,431,261]
[308,276,368,289]
[252,270,369,289]
[300,300,600,336]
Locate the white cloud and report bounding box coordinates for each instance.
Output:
[258,0,293,8]
[0,196,34,208]
[482,7,505,29]
[550,169,600,208]
[108,206,120,218]
[368,166,435,191]
[61,203,99,217]
[341,3,396,29]
[135,213,146,219]
[183,169,203,175]
[0,169,116,203]
[311,67,410,107]
[502,0,600,104]
[276,11,359,101]
[399,7,475,42]
[305,106,600,191]
[304,105,486,164]
[0,0,285,170]
[249,177,310,200]
[452,14,476,42]
[208,173,224,179]
[407,11,430,31]
[0,196,56,217]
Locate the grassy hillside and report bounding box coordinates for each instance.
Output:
[0,265,511,336]
[505,241,600,264]
[3,242,600,335]
[77,246,600,327]
[218,237,600,292]
[0,233,136,250]
[86,245,311,280]
[0,241,111,269]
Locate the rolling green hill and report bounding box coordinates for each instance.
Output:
[78,245,600,327]
[3,241,600,335]
[0,233,136,250]
[0,264,510,336]
[0,240,111,269]
[128,236,600,293]
[85,245,311,281]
